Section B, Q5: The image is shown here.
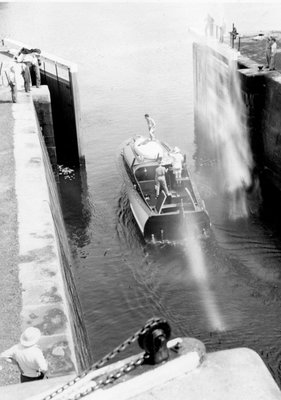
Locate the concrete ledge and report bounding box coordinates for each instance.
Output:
[84,348,281,400]
[12,92,78,377]
[16,346,280,400]
[0,374,76,400]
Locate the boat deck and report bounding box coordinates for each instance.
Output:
[139,176,196,214]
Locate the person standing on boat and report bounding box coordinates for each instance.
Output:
[144,114,156,140]
[155,159,170,198]
[170,146,184,184]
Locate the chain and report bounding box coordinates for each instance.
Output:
[70,353,148,400]
[42,317,166,400]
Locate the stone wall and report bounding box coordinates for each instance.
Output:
[8,89,91,378]
[193,40,281,196]
[32,86,57,169]
[36,109,91,372]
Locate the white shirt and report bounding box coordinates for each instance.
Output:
[9,70,17,85]
[271,42,277,55]
[1,344,48,377]
[172,152,184,169]
[17,53,34,63]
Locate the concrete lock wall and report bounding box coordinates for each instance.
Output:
[193,41,281,196]
[0,39,91,382]
[32,88,57,169]
[36,110,91,372]
[40,67,83,167]
[193,42,235,161]
[239,70,281,192]
[1,83,91,379]
[236,55,281,196]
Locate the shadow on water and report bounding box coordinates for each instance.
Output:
[58,165,92,251]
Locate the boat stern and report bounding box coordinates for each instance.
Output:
[144,210,210,243]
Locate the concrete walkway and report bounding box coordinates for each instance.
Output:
[0,82,21,385]
[0,49,78,388]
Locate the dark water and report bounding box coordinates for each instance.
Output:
[3,2,281,386]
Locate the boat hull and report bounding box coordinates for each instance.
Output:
[144,211,210,242]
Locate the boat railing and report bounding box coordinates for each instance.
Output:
[185,187,197,209]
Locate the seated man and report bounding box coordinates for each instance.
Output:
[155,159,170,197]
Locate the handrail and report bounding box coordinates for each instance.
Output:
[3,38,77,78]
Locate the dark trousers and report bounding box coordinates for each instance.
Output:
[22,65,31,92]
[20,372,45,383]
[266,50,271,67]
[10,84,17,103]
[32,63,41,87]
[270,54,276,70]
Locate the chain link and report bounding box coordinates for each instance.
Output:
[71,354,148,400]
[42,317,166,400]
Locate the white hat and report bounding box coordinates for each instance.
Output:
[20,327,41,347]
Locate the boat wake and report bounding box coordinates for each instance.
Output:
[182,222,227,332]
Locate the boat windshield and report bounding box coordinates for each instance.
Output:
[135,166,156,181]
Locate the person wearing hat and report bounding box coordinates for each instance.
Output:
[0,327,48,383]
[170,146,184,184]
[21,62,31,93]
[155,159,170,198]
[7,65,17,103]
[265,36,272,69]
[144,114,156,140]
[269,37,277,71]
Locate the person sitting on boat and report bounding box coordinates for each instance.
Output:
[144,114,156,140]
[155,159,170,198]
[170,146,184,184]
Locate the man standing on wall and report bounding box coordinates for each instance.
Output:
[7,65,17,103]
[265,36,272,69]
[269,37,277,71]
[17,48,41,88]
[31,53,41,88]
[144,114,156,140]
[0,327,48,383]
[21,63,31,93]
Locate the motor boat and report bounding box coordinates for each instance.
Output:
[121,135,210,242]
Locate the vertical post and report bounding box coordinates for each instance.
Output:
[230,23,238,49]
[231,23,234,48]
[43,61,46,83]
[210,16,214,36]
[68,66,85,166]
[0,62,3,86]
